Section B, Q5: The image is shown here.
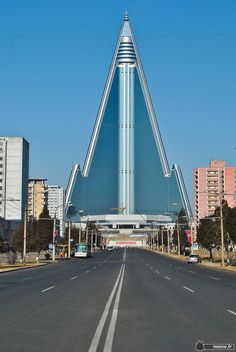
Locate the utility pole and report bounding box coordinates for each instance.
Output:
[220,194,225,267]
[52,215,56,262]
[177,222,180,255]
[95,229,98,251]
[79,227,81,243]
[23,203,27,264]
[167,228,170,254]
[161,227,164,253]
[91,229,93,252]
[68,220,71,258]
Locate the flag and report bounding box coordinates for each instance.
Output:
[53,230,58,240]
[185,230,192,245]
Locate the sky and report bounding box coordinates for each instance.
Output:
[0,0,236,207]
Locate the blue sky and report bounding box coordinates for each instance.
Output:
[0,0,236,206]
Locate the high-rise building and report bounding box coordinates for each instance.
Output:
[66,14,192,229]
[0,137,29,221]
[28,178,48,220]
[47,185,65,237]
[194,160,236,224]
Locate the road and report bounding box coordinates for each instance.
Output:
[0,248,235,352]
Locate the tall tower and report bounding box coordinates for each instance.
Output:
[66,15,192,227]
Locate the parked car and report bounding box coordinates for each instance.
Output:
[187,254,201,264]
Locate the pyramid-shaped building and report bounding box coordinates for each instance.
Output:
[66,14,192,228]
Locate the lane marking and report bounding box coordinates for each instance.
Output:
[169,264,172,266]
[155,270,159,274]
[150,266,153,269]
[183,286,195,293]
[85,270,89,274]
[88,265,124,352]
[71,276,78,280]
[164,276,171,280]
[227,310,236,316]
[103,264,125,352]
[146,263,148,266]
[189,271,196,274]
[93,266,97,270]
[209,276,219,280]
[123,248,126,262]
[41,286,55,293]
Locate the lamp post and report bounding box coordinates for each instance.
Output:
[177,221,180,255]
[68,219,71,258]
[52,201,72,261]
[219,195,225,267]
[23,203,27,264]
[23,190,48,264]
[167,227,170,254]
[161,226,164,253]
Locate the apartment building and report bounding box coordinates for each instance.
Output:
[194,160,236,225]
[28,178,48,220]
[47,185,65,237]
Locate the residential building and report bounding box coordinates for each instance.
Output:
[0,136,29,242]
[66,14,192,230]
[28,178,48,220]
[47,185,65,237]
[194,160,236,225]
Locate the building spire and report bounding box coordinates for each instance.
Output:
[124,12,129,21]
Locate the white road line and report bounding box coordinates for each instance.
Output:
[93,266,97,270]
[71,276,78,280]
[189,271,196,274]
[169,264,172,266]
[88,265,124,352]
[103,265,125,352]
[41,286,55,293]
[146,263,148,266]
[164,276,171,280]
[155,270,159,274]
[150,266,153,269]
[123,248,126,262]
[227,310,236,316]
[209,276,219,280]
[85,270,89,274]
[183,286,195,293]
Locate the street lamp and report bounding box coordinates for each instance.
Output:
[52,201,73,261]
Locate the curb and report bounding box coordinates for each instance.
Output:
[0,263,48,273]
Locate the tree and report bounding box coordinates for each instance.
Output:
[63,224,80,245]
[197,215,219,260]
[13,222,24,253]
[197,200,235,260]
[172,208,190,253]
[37,205,53,252]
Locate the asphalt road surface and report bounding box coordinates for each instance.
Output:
[0,249,235,352]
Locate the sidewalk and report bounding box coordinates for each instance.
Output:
[149,249,236,273]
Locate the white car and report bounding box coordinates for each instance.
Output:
[187,254,201,264]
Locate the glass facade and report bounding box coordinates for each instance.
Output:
[66,16,192,221]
